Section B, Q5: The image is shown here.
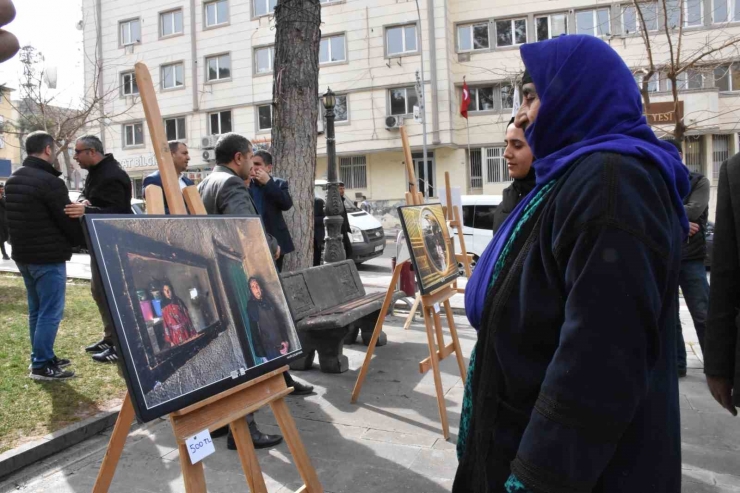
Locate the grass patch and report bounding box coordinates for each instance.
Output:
[0,274,126,454]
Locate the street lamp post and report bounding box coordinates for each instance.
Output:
[322,88,346,264]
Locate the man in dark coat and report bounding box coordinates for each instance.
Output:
[5,131,83,380]
[313,196,325,266]
[0,183,9,260]
[491,117,536,233]
[248,150,295,271]
[65,135,132,364]
[455,36,690,493]
[704,155,740,416]
[338,182,353,259]
[142,141,194,212]
[664,139,710,377]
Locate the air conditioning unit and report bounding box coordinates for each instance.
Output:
[201,135,220,149]
[385,115,403,130]
[202,149,216,162]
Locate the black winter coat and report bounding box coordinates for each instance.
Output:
[5,157,84,264]
[249,177,295,255]
[491,168,537,234]
[681,171,710,261]
[0,196,8,243]
[82,154,132,214]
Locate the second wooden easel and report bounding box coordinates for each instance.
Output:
[92,62,322,493]
[350,128,467,440]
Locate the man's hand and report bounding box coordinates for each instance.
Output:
[706,375,737,416]
[253,168,271,185]
[64,203,86,219]
[689,222,700,237]
[273,245,281,260]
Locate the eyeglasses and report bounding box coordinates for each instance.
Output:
[74,148,92,155]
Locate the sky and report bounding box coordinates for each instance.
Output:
[0,0,84,106]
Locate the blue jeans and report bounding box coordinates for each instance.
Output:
[676,259,709,371]
[17,263,66,369]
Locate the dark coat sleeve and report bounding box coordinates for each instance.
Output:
[85,177,131,214]
[142,174,160,198]
[219,177,280,255]
[511,155,677,492]
[705,159,740,381]
[262,178,293,211]
[45,179,84,247]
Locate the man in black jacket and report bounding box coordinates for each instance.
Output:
[0,183,9,260]
[248,150,295,271]
[65,135,132,364]
[491,117,536,233]
[705,155,740,416]
[665,139,710,377]
[5,131,82,380]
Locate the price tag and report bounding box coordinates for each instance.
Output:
[185,429,215,464]
[434,303,441,314]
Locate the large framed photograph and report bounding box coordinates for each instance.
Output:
[83,215,302,422]
[398,204,459,294]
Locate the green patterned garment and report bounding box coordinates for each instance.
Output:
[456,180,557,461]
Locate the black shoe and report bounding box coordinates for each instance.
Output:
[86,339,114,353]
[92,347,118,363]
[2,256,9,261]
[289,380,315,396]
[227,429,283,450]
[52,356,71,368]
[30,364,74,381]
[678,368,687,378]
[211,426,229,438]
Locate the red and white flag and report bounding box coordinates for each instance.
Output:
[461,80,471,119]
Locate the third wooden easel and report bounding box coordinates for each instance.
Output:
[92,62,322,493]
[350,127,467,440]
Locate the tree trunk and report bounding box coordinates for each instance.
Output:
[272,0,321,272]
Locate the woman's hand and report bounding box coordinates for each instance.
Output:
[280,341,289,355]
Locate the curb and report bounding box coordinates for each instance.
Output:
[0,410,119,480]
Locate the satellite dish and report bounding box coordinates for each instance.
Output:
[43,67,58,89]
[76,20,84,31]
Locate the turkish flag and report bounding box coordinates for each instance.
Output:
[461,80,471,119]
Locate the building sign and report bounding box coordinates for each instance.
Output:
[646,101,684,125]
[120,154,158,170]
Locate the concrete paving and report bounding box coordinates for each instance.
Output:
[1,243,738,492]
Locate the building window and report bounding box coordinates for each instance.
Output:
[469,149,483,189]
[386,24,418,56]
[340,156,367,189]
[255,46,274,74]
[123,123,144,148]
[206,54,231,81]
[458,22,490,51]
[164,117,186,141]
[254,0,277,17]
[713,0,740,23]
[161,63,184,89]
[576,8,611,36]
[319,34,346,64]
[676,70,705,90]
[484,147,511,183]
[258,104,273,131]
[714,64,740,91]
[322,94,349,122]
[634,72,659,92]
[713,134,731,180]
[684,137,705,174]
[666,0,703,27]
[120,19,141,46]
[495,19,526,47]
[389,87,418,115]
[121,72,139,96]
[536,13,568,41]
[160,9,183,37]
[467,84,513,113]
[209,110,232,134]
[205,0,228,27]
[622,2,659,33]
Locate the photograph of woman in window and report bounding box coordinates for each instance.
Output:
[160,280,198,348]
[247,276,290,362]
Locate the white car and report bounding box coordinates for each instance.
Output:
[450,195,502,274]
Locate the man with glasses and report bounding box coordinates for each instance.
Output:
[65,135,132,364]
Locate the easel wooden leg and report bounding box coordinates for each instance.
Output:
[444,300,467,384]
[230,418,268,493]
[270,398,323,493]
[403,293,421,330]
[351,262,405,403]
[432,310,447,356]
[177,442,208,493]
[92,392,136,493]
[422,306,450,440]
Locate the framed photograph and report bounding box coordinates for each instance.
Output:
[398,204,459,294]
[83,215,302,422]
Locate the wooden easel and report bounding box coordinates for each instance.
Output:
[92,62,322,493]
[350,127,467,440]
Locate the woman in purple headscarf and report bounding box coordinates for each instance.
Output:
[455,35,690,493]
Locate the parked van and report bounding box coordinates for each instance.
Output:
[314,180,385,263]
[450,195,502,273]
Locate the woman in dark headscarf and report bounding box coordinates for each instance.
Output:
[160,280,197,347]
[455,35,690,493]
[247,276,289,361]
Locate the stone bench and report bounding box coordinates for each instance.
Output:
[280,260,404,373]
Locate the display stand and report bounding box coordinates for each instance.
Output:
[92,62,322,493]
[350,128,467,440]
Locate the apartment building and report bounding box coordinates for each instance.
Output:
[0,87,21,180]
[82,0,740,223]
